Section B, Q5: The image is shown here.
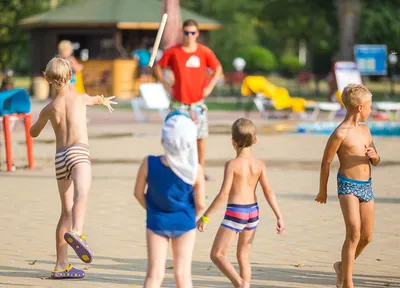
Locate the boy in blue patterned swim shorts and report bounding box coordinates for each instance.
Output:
[315,84,380,288]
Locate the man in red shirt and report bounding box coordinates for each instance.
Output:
[154,19,223,180]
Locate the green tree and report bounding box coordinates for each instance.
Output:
[181,0,261,70]
[280,55,303,78]
[0,0,78,72]
[244,46,277,73]
[358,1,400,53]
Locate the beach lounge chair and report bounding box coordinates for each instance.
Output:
[241,76,341,120]
[131,83,170,122]
[335,89,400,121]
[372,101,400,121]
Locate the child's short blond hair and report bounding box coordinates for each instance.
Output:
[43,56,72,90]
[231,118,256,150]
[58,40,73,53]
[341,84,372,110]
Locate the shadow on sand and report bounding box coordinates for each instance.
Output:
[0,256,399,287]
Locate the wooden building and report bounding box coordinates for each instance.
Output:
[20,0,222,98]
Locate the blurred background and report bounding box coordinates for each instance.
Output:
[0,0,399,105]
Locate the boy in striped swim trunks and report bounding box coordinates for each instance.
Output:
[30,56,117,279]
[197,118,285,288]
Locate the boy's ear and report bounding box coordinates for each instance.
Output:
[231,139,236,148]
[253,135,258,144]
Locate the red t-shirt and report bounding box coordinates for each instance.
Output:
[157,44,220,104]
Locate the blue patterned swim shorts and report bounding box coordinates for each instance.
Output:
[337,173,374,203]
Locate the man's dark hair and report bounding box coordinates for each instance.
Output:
[183,19,198,29]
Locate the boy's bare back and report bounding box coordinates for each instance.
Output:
[44,90,89,150]
[226,156,264,205]
[334,123,372,181]
[30,56,116,150]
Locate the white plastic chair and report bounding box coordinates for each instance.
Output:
[131,83,170,122]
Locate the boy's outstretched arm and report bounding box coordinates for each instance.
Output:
[315,130,345,204]
[196,161,233,232]
[134,156,148,209]
[259,164,284,234]
[193,165,206,217]
[30,106,50,138]
[83,94,117,113]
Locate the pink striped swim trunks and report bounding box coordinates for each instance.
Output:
[221,203,259,232]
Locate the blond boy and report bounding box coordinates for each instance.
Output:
[30,56,116,279]
[315,84,380,288]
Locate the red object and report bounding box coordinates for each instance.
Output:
[373,112,390,121]
[297,71,313,85]
[2,113,34,171]
[157,44,220,104]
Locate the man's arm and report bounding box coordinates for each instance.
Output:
[154,65,170,87]
[153,49,172,94]
[203,48,223,98]
[203,65,222,98]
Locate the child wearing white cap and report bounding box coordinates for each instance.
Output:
[134,110,206,288]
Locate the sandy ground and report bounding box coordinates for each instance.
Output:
[0,103,399,287]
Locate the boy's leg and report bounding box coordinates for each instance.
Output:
[171,229,196,288]
[210,226,245,288]
[144,229,169,288]
[55,179,74,271]
[237,228,256,285]
[355,201,374,259]
[339,195,361,288]
[70,162,92,234]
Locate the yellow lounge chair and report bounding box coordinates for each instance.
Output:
[241,76,341,120]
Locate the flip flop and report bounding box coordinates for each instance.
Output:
[64,231,93,263]
[51,264,85,279]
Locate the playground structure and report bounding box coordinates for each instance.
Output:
[0,89,34,172]
[241,76,342,120]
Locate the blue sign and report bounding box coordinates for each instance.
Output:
[354,45,387,75]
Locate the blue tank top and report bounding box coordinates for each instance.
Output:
[146,156,196,237]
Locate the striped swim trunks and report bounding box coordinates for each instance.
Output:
[221,203,259,232]
[55,142,91,180]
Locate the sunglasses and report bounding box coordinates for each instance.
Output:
[183,31,196,36]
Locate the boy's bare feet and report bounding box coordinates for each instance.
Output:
[239,280,250,288]
[333,261,343,288]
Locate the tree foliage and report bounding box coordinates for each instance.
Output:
[0,0,78,72]
[1,0,400,75]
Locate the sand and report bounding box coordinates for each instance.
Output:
[0,103,399,287]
